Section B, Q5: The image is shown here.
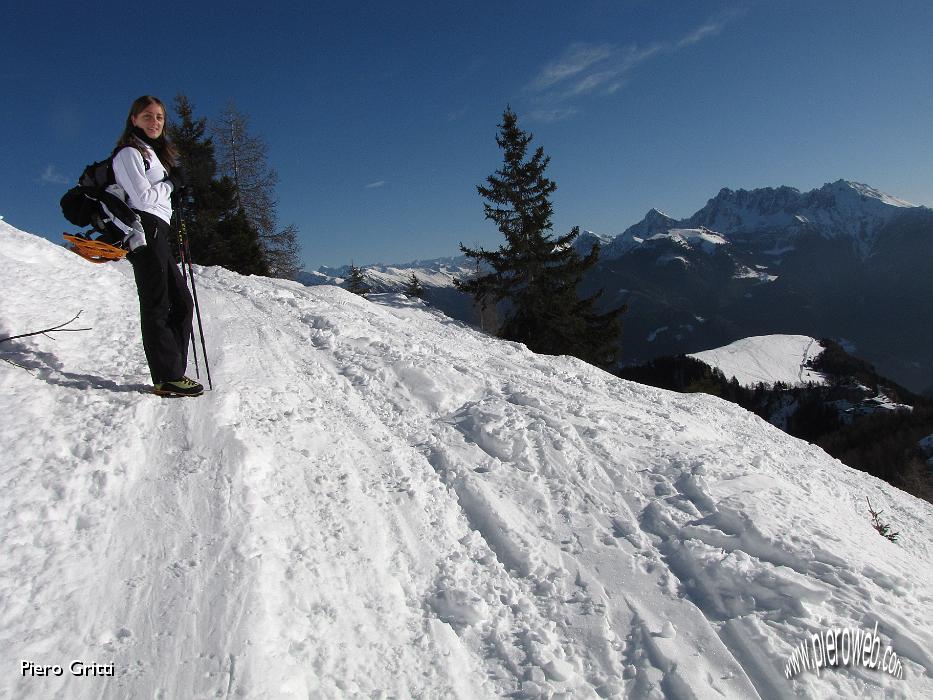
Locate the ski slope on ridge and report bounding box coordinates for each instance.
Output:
[688,336,827,388]
[1,221,932,699]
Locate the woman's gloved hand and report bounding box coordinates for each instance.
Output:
[124,219,147,251]
[166,165,189,192]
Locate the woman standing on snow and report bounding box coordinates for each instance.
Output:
[113,95,202,397]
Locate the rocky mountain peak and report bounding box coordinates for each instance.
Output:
[600,181,921,260]
[603,208,679,257]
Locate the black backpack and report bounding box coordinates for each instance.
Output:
[60,150,142,246]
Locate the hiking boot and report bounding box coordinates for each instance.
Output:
[154,376,204,397]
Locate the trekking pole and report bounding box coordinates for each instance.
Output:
[175,222,201,380]
[177,200,213,391]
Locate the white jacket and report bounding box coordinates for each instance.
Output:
[111,140,174,224]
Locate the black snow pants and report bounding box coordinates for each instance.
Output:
[128,211,193,384]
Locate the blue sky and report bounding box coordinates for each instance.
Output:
[2,1,932,271]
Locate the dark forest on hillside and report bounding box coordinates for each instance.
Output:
[617,344,933,503]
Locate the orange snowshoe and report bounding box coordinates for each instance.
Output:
[63,233,129,263]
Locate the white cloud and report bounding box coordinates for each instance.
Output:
[527,107,580,123]
[39,165,69,185]
[535,43,664,100]
[447,106,469,122]
[365,180,386,189]
[676,22,725,49]
[525,14,740,117]
[564,69,619,97]
[529,43,615,92]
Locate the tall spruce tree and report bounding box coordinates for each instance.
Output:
[169,95,216,198]
[169,94,220,263]
[456,107,625,369]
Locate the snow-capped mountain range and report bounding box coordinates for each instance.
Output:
[2,221,932,698]
[309,179,922,290]
[605,180,920,259]
[309,179,929,393]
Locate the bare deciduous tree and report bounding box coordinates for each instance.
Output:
[212,102,302,279]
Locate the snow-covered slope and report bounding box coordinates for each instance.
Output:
[2,222,932,699]
[689,335,827,387]
[648,228,729,255]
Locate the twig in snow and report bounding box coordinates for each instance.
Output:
[0,311,91,373]
[866,497,900,543]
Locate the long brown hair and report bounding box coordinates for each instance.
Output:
[115,95,178,171]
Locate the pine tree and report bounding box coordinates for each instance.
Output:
[345,263,369,296]
[168,94,223,263]
[456,107,625,369]
[212,102,302,278]
[216,208,270,276]
[404,272,425,299]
